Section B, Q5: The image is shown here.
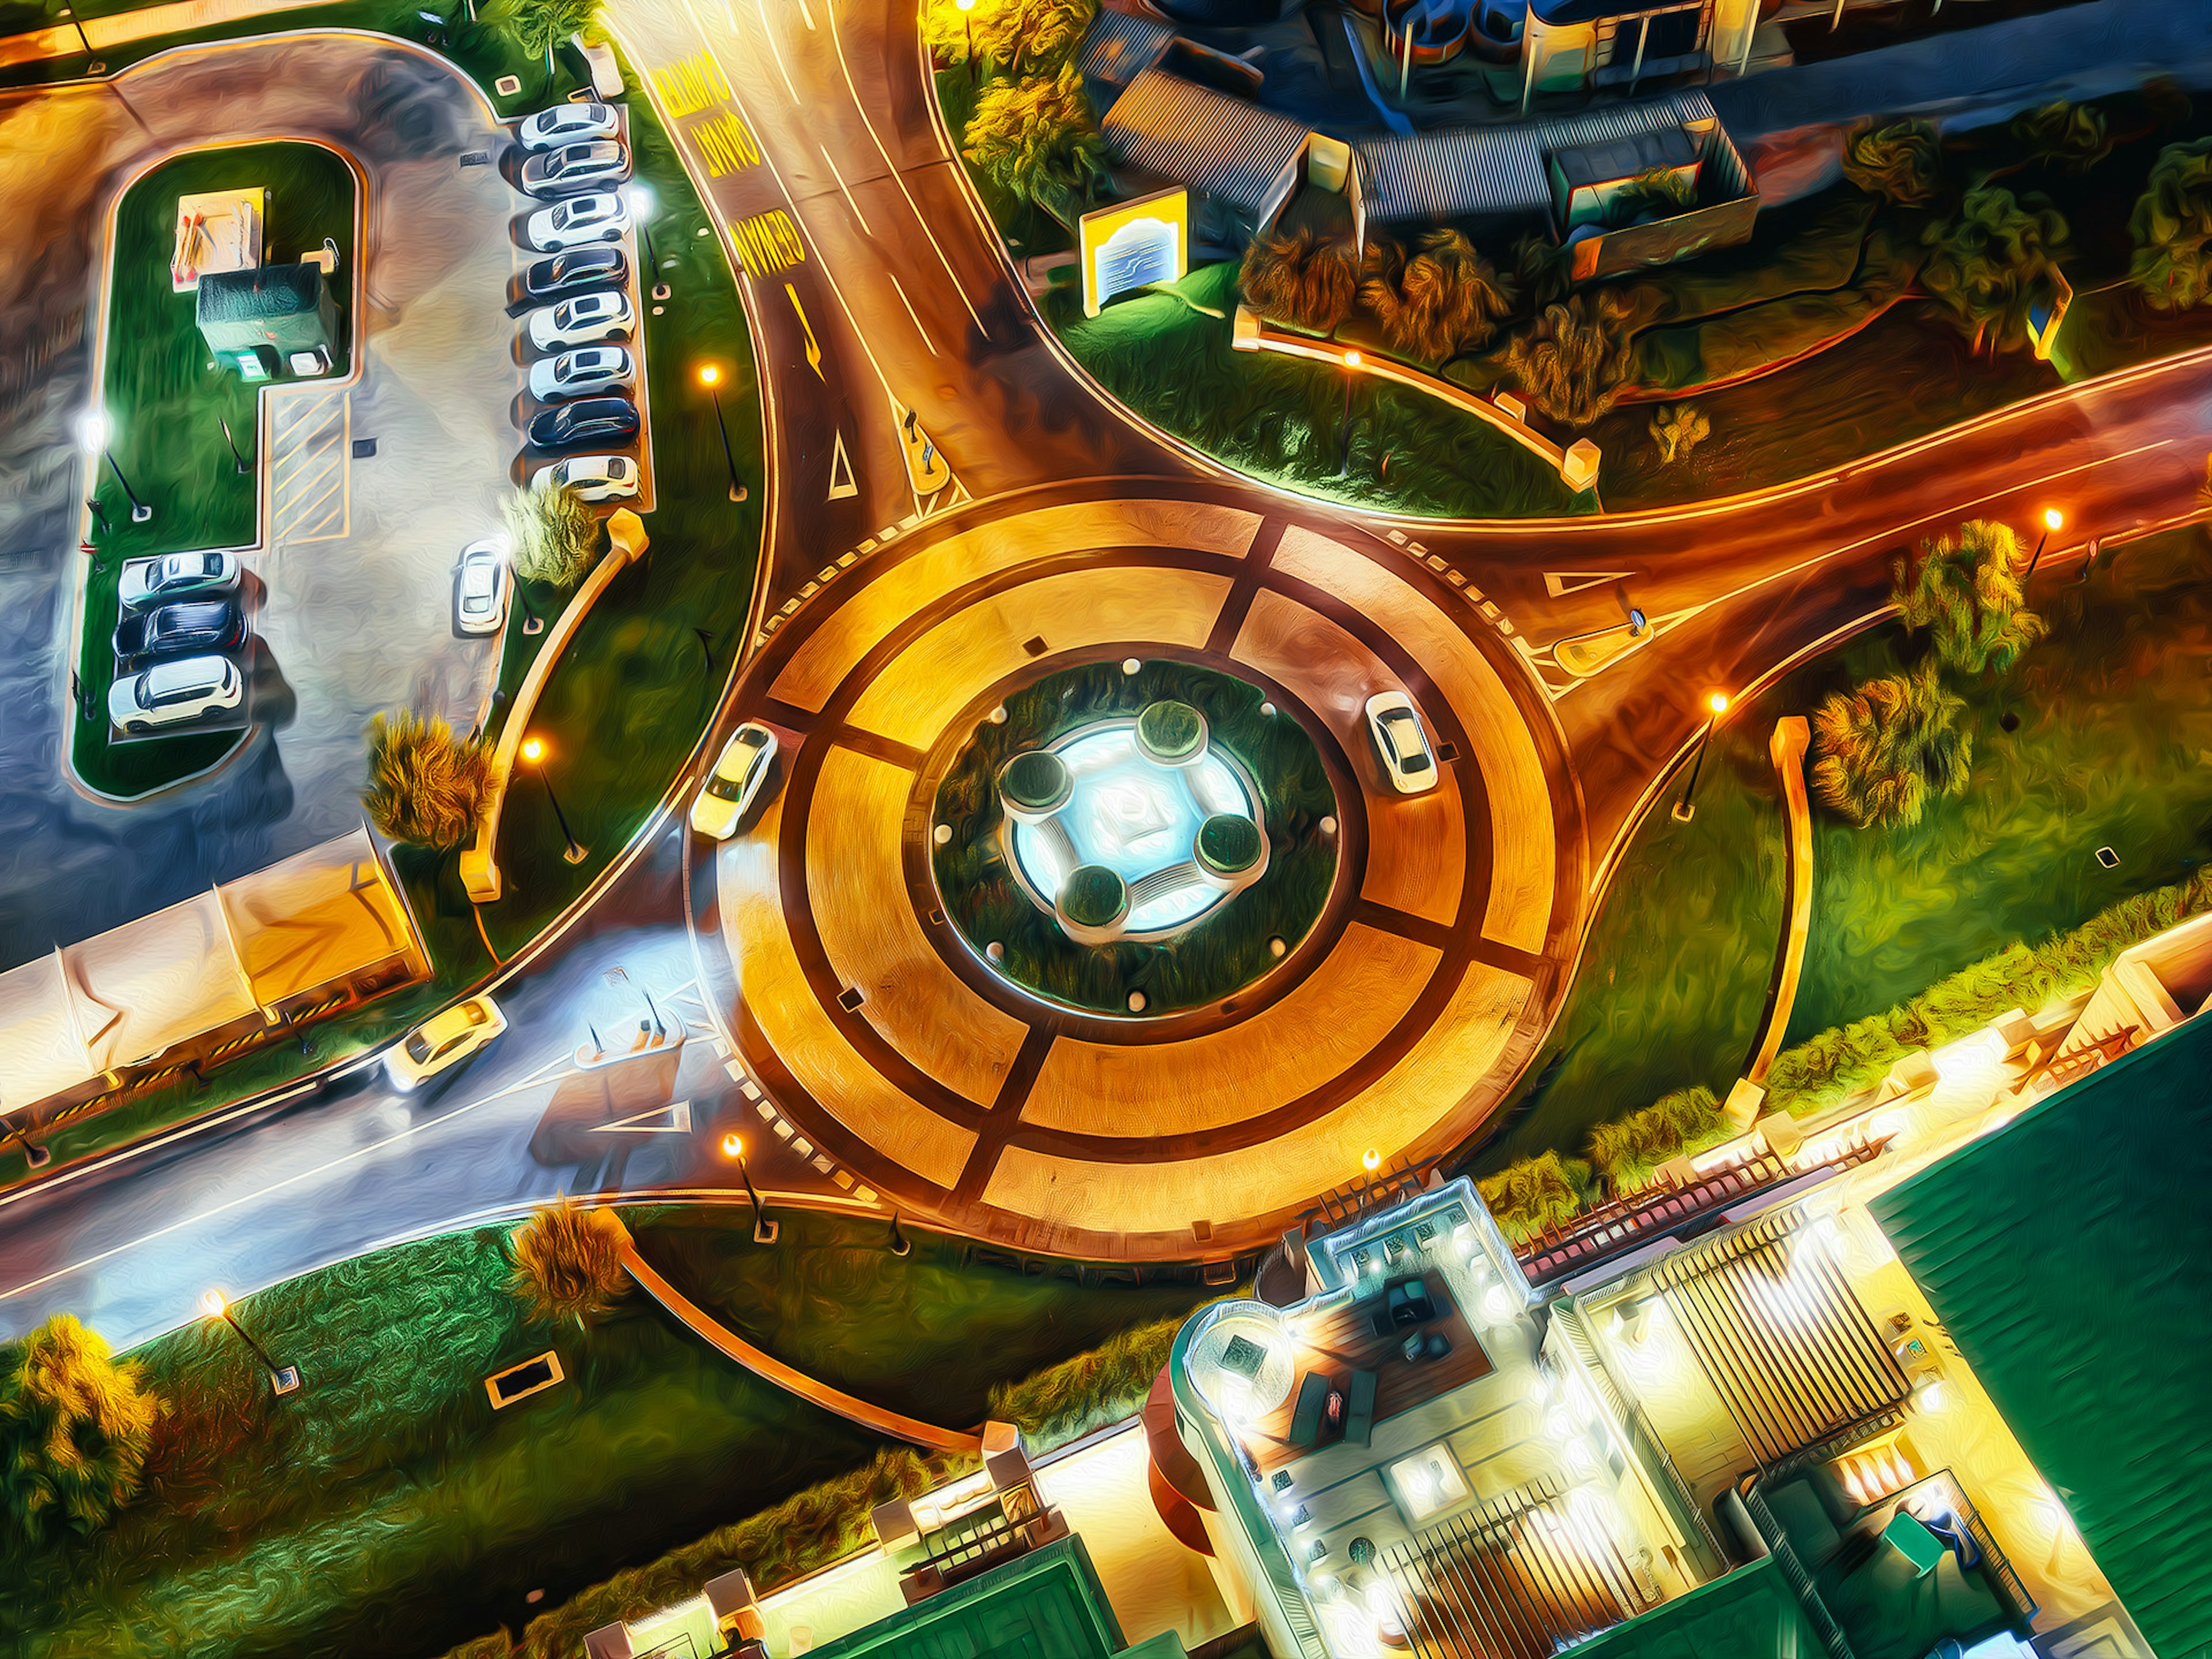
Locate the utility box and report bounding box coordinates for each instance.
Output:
[198,262,339,380]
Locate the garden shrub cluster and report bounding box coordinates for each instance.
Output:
[932,659,1336,1014]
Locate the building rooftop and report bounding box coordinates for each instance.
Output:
[1870,1014,2212,1658]
[196,260,324,323]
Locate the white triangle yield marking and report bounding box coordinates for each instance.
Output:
[590,1099,695,1135]
[828,431,858,501]
[1543,571,1634,599]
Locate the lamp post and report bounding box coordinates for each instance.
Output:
[219,416,250,475]
[956,0,977,81]
[1360,1145,1381,1214]
[628,184,669,300]
[698,365,744,502]
[2022,506,2064,582]
[58,4,92,55]
[888,1210,911,1256]
[2,1119,49,1170]
[1671,690,1730,823]
[519,736,588,864]
[200,1290,302,1395]
[720,1132,779,1243]
[1338,350,1362,477]
[78,410,151,524]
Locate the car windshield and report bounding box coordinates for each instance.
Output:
[403,1032,433,1063]
[1382,711,1429,767]
[550,202,574,229]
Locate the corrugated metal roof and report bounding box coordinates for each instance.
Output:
[1102,68,1309,216]
[1359,125,1547,224]
[1078,8,1175,89]
[1870,1016,2212,1659]
[196,262,323,322]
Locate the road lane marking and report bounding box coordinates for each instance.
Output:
[786,282,824,377]
[828,430,858,499]
[819,143,871,234]
[885,270,937,356]
[752,0,803,104]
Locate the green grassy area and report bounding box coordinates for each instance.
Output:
[932,659,1338,1013]
[1469,527,2212,1192]
[1059,263,1594,520]
[2,1207,1215,1659]
[73,140,356,800]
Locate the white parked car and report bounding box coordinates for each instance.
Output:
[690,723,778,839]
[109,653,242,733]
[518,100,620,151]
[532,454,639,502]
[1365,691,1437,794]
[529,344,636,403]
[527,290,632,351]
[119,550,241,611]
[454,538,510,637]
[525,191,629,252]
[386,995,506,1092]
[520,139,631,199]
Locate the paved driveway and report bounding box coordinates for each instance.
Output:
[0,35,525,972]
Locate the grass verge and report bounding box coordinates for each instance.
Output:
[73,139,355,799]
[1,1207,1216,1659]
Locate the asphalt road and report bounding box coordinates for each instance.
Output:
[5,2,2212,1344]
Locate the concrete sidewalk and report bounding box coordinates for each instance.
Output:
[0,0,332,69]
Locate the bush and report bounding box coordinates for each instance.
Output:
[361,708,491,850]
[999,749,1069,811]
[2128,137,2212,313]
[1893,518,2047,676]
[500,477,603,589]
[1198,814,1263,874]
[1920,185,2070,355]
[509,1199,632,1330]
[2009,101,2112,175]
[986,1312,1187,1449]
[0,1315,159,1543]
[1477,1150,1592,1245]
[963,63,1103,231]
[1585,1085,1727,1191]
[1241,225,1359,335]
[1502,293,1638,426]
[1810,661,1972,830]
[1842,119,1944,206]
[1358,229,1516,362]
[1135,698,1203,761]
[1059,865,1128,929]
[1647,403,1710,465]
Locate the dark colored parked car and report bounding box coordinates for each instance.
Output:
[112,599,246,670]
[526,395,639,452]
[522,244,628,302]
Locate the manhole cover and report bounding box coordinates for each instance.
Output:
[352,438,377,459]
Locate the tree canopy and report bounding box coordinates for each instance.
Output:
[1810,662,1974,830]
[1501,292,1637,427]
[502,478,603,590]
[1240,226,1359,335]
[510,1199,632,1330]
[963,62,1103,231]
[0,1315,159,1543]
[1920,185,2070,354]
[2129,137,2212,313]
[1893,518,2048,676]
[481,0,598,77]
[1842,119,1944,206]
[362,709,492,850]
[1358,229,1517,362]
[2007,101,2113,176]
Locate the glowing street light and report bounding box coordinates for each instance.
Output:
[1671,691,1730,823]
[2024,506,2065,582]
[520,735,588,865]
[77,408,151,523]
[1338,350,1363,477]
[698,363,744,502]
[720,1131,779,1243]
[200,1289,302,1395]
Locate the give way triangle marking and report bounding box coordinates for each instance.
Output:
[1543,571,1634,598]
[828,431,858,501]
[590,1099,694,1135]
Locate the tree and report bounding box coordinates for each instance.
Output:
[1512,232,1573,311]
[482,0,597,89]
[1919,185,2070,354]
[509,1198,631,1330]
[2128,137,2212,313]
[1893,518,2048,676]
[501,476,603,589]
[1810,662,1974,830]
[1647,402,1710,465]
[0,1315,159,1543]
[2007,101,2113,176]
[362,709,491,850]
[1842,119,1944,206]
[1240,225,1359,335]
[963,63,1103,231]
[1501,292,1637,427]
[925,0,1094,77]
[1357,229,1517,362]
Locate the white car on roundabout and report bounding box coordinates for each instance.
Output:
[386,995,506,1092]
[1364,691,1438,794]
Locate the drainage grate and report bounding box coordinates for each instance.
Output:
[1021,635,1047,657]
[2096,846,2119,869]
[1436,740,1459,763]
[837,985,866,1011]
[460,150,491,167]
[352,438,377,459]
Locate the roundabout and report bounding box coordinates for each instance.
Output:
[698,481,1590,1258]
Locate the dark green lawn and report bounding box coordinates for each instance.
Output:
[1,1209,1214,1659]
[1471,526,2212,1179]
[74,140,356,799]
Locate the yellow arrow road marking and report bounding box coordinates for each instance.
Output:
[786,282,824,380]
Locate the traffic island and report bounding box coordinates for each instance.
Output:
[931,660,1338,1016]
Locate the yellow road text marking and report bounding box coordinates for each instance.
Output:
[730,209,806,278]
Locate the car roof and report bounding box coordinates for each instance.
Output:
[145,656,228,691]
[150,600,232,627]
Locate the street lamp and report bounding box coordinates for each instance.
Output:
[2,1118,49,1170]
[77,410,151,524]
[200,1289,302,1395]
[698,365,744,502]
[519,736,588,864]
[219,415,251,475]
[628,184,669,301]
[1338,350,1363,478]
[719,1131,779,1243]
[1671,690,1730,822]
[2022,506,2065,582]
[956,0,977,81]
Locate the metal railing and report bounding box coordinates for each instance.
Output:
[1741,1485,1858,1659]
